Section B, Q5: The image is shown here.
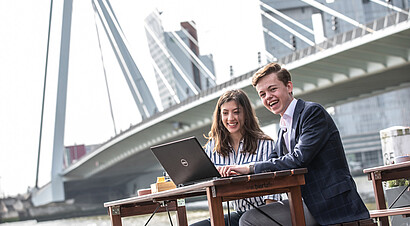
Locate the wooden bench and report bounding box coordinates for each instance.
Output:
[363,161,410,225]
[330,218,377,226]
[369,206,410,219]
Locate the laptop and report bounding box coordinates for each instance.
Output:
[150,136,221,187]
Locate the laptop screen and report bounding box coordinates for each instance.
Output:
[150,136,221,186]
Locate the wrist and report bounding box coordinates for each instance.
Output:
[248,163,255,174]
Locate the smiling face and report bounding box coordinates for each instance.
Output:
[256,72,293,116]
[220,100,244,137]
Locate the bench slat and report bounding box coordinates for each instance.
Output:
[369,207,410,218]
[330,218,376,226]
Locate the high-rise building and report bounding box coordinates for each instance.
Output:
[333,87,410,175]
[145,10,216,109]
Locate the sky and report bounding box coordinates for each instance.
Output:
[0,0,266,196]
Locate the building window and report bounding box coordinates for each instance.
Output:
[363,150,382,168]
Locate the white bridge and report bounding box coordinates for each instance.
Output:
[31,1,410,210]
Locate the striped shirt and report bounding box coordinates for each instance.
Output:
[205,138,281,212]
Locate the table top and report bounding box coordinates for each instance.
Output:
[363,161,410,174]
[104,168,307,207]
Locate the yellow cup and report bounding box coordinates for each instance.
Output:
[157,177,165,183]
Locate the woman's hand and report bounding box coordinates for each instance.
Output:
[265,199,277,204]
[217,165,250,177]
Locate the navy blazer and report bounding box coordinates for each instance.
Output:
[255,99,369,225]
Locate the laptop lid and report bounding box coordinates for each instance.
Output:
[150,136,221,186]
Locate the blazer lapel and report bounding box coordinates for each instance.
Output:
[278,129,287,156]
[290,99,305,151]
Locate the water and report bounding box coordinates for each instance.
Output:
[1,210,210,226]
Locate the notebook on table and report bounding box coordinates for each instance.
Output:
[150,136,221,187]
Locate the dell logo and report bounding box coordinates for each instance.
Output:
[181,159,189,167]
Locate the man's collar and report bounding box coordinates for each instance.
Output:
[283,98,297,120]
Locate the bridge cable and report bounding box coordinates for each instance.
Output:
[300,0,374,33]
[101,0,155,119]
[260,1,315,35]
[180,27,199,47]
[144,22,200,95]
[261,9,315,47]
[263,27,297,51]
[35,0,54,189]
[94,0,154,119]
[168,30,217,83]
[92,0,118,135]
[150,58,181,104]
[369,0,409,15]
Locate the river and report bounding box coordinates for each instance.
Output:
[1,210,210,226]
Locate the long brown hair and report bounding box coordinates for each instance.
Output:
[205,89,272,156]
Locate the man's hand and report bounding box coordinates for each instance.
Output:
[216,165,250,177]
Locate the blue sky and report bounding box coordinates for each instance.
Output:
[0,0,265,196]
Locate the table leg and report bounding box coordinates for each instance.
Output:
[288,186,306,226]
[206,186,225,226]
[371,172,389,226]
[109,206,122,226]
[176,205,188,226]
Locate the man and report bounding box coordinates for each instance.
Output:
[218,63,369,225]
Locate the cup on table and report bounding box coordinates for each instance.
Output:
[394,155,410,163]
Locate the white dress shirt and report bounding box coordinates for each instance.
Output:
[281,98,297,152]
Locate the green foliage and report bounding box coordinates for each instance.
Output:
[387,179,409,188]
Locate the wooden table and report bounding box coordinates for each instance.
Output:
[363,161,410,226]
[104,168,307,226]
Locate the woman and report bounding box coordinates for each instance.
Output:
[191,89,280,226]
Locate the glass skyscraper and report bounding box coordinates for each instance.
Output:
[145,10,216,109]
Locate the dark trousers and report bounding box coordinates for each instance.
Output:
[190,211,243,226]
[239,200,319,226]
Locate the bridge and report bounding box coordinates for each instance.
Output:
[31,1,410,212]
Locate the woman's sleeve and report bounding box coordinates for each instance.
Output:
[260,139,275,161]
[205,139,218,164]
[204,140,212,156]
